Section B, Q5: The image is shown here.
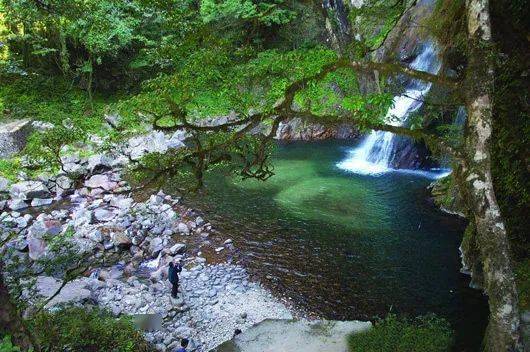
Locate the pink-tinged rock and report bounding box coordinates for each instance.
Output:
[84,174,118,191]
[28,236,47,260]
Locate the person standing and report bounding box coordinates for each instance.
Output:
[175,338,189,352]
[168,261,182,298]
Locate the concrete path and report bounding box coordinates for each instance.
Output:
[212,319,371,352]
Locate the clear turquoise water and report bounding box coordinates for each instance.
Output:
[184,140,488,351]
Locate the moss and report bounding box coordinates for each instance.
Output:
[429,175,468,218]
[515,259,530,311]
[347,314,454,352]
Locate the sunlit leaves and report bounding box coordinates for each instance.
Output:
[200,0,296,27]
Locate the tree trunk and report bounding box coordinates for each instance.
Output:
[463,1,522,350]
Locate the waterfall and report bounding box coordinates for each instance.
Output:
[337,42,449,179]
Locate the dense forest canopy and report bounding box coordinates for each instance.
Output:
[0,0,528,351]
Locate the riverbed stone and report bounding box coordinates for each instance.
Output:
[94,208,117,222]
[177,222,190,235]
[85,174,116,191]
[55,175,74,197]
[0,176,9,193]
[8,199,28,211]
[111,231,132,249]
[28,236,47,260]
[149,237,164,258]
[169,243,186,255]
[31,198,53,207]
[10,180,50,200]
[87,154,113,174]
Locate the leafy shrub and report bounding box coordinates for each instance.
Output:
[348,314,454,352]
[0,336,21,352]
[31,307,153,352]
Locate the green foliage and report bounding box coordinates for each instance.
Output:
[348,314,454,352]
[424,0,467,69]
[0,336,21,352]
[0,158,22,181]
[31,307,153,352]
[347,0,409,57]
[0,70,107,128]
[118,47,340,126]
[200,0,296,26]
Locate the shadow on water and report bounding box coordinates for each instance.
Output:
[170,140,488,351]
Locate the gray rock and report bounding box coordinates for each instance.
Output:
[104,114,121,128]
[109,196,133,210]
[10,180,50,200]
[149,237,164,258]
[84,174,116,191]
[31,198,53,207]
[94,208,116,222]
[28,236,47,260]
[111,231,132,249]
[0,118,33,158]
[8,199,27,211]
[35,276,93,308]
[169,243,186,255]
[87,154,113,174]
[177,222,190,235]
[86,230,104,243]
[63,162,87,175]
[55,175,73,197]
[72,207,93,227]
[61,154,81,165]
[0,176,10,193]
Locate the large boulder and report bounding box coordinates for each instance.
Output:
[84,174,117,191]
[0,176,9,193]
[55,175,74,197]
[34,276,93,308]
[7,199,28,211]
[0,119,33,158]
[10,180,51,200]
[87,154,113,174]
[148,237,164,258]
[27,236,47,260]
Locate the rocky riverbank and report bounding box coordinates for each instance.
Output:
[0,129,294,351]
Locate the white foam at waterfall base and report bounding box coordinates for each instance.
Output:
[337,42,449,179]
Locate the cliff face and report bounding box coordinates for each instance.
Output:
[275,118,359,141]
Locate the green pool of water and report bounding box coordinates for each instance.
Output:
[181,140,488,351]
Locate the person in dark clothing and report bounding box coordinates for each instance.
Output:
[175,338,189,352]
[168,261,182,298]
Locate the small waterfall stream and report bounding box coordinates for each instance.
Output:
[337,42,449,179]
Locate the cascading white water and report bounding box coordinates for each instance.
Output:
[337,42,446,178]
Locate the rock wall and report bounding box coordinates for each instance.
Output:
[275,118,359,141]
